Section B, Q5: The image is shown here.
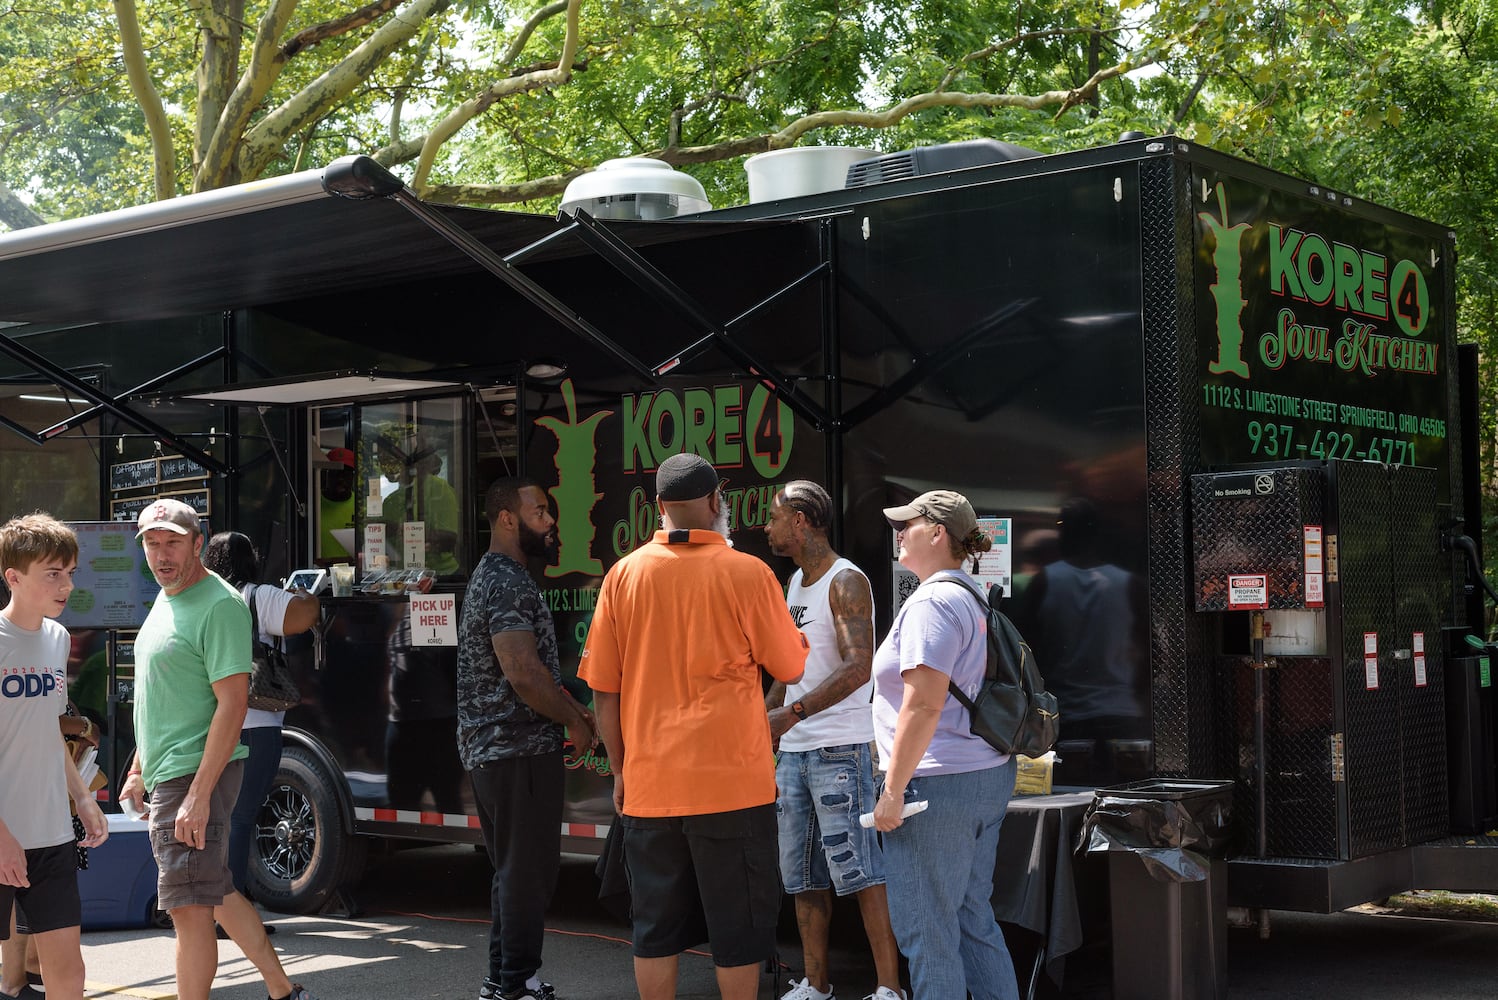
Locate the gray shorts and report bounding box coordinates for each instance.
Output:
[148,759,244,911]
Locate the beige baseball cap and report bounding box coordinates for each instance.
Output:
[882,489,977,537]
[136,498,201,538]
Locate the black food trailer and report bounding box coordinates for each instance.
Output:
[0,136,1494,930]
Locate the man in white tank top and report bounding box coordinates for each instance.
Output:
[764,482,904,1000]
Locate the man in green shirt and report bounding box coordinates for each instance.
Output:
[119,499,318,1000]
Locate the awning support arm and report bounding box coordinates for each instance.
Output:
[0,327,229,473]
[321,156,833,432]
[322,157,661,387]
[563,210,833,432]
[37,346,228,440]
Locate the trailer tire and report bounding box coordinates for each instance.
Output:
[245,745,367,914]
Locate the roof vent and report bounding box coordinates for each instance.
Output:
[844,138,1040,189]
[743,146,877,203]
[559,157,711,221]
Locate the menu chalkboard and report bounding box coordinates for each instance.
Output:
[110,489,211,521]
[158,455,207,483]
[109,459,158,492]
[109,495,153,521]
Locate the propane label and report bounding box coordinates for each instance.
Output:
[1305,573,1324,606]
[1227,574,1268,610]
[1364,631,1379,689]
[1414,632,1427,687]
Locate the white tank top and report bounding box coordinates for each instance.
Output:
[779,557,875,752]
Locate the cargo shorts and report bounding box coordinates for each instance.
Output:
[147,759,243,911]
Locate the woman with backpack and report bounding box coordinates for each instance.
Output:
[202,532,320,918]
[870,490,1018,1000]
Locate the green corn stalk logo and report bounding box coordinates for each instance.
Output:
[1200,182,1253,380]
[536,379,612,577]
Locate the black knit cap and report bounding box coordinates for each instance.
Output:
[656,453,720,501]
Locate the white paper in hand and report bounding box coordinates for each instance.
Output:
[76,747,99,785]
[858,799,928,828]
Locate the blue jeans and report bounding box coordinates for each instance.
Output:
[229,726,282,894]
[775,743,886,895]
[880,758,1019,1000]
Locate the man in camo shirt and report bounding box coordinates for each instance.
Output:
[457,478,597,1000]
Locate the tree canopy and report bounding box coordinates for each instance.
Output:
[3,0,1498,577]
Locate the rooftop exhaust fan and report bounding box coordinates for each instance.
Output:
[559,157,711,221]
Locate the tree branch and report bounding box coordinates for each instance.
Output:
[410,0,579,193]
[112,0,176,201]
[238,0,453,180]
[421,61,1145,204]
[197,0,299,191]
[281,0,408,60]
[1174,71,1208,126]
[0,179,47,231]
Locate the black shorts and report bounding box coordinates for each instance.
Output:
[0,841,82,938]
[621,803,781,967]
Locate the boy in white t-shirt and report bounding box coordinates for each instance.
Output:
[0,514,108,1000]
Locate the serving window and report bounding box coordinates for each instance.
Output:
[311,388,519,583]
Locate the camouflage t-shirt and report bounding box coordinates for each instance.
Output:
[455,551,563,767]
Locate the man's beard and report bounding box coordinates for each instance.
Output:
[519,520,559,564]
[713,498,732,543]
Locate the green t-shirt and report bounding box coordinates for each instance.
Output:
[133,571,251,790]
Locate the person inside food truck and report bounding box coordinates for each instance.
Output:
[317,447,357,562]
[378,433,460,577]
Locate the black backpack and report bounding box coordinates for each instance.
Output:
[937,578,1060,758]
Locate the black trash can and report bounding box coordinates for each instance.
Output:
[1080,778,1234,1000]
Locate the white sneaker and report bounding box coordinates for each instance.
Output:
[863,989,906,1000]
[780,978,835,1000]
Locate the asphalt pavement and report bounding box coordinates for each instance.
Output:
[50,844,1498,999]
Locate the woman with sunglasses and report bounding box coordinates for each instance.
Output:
[871,490,1017,1000]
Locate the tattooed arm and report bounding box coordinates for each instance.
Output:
[767,567,875,740]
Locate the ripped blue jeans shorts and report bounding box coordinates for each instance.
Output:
[775,742,886,895]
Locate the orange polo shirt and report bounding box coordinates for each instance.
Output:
[579,529,808,817]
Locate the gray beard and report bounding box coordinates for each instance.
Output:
[713,501,732,544]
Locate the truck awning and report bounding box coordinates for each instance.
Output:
[0,163,786,326]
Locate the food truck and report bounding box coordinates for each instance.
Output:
[0,135,1493,926]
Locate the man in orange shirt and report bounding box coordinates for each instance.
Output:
[580,452,807,1000]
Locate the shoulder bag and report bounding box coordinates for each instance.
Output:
[246,587,301,712]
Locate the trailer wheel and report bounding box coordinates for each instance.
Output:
[246,745,367,914]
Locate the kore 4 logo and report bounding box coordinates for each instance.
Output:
[0,668,64,698]
[1199,180,1436,383]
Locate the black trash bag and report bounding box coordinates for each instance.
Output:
[1078,779,1233,883]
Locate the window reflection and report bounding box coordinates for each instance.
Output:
[362,398,466,580]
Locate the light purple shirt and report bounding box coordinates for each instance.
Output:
[872,569,1008,775]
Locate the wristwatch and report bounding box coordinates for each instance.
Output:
[790,700,808,721]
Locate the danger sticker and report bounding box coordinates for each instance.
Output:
[1227,574,1268,610]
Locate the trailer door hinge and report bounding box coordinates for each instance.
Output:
[1330,733,1345,782]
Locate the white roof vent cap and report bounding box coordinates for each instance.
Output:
[559,157,711,221]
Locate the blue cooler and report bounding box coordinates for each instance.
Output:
[77,814,159,930]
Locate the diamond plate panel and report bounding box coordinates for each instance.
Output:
[1392,466,1450,844]
[1142,155,1221,778]
[1223,655,1340,857]
[1191,468,1323,610]
[1332,461,1403,857]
